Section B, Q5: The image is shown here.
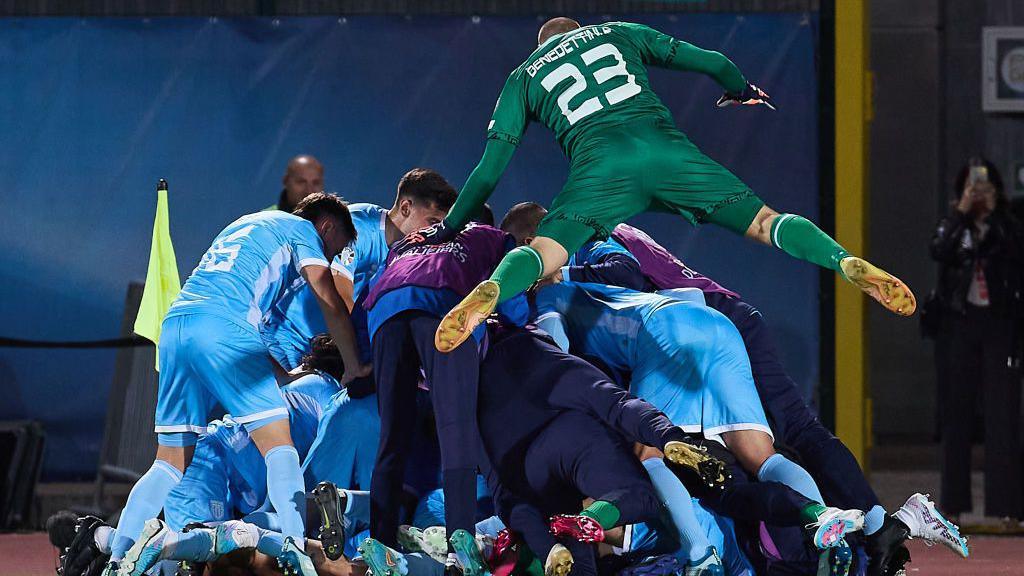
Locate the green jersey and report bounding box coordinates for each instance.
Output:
[487,22,747,160]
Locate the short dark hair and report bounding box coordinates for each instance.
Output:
[293,192,357,241]
[396,168,458,212]
[473,203,495,226]
[300,334,344,382]
[500,202,548,244]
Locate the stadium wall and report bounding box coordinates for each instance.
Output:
[0,13,820,478]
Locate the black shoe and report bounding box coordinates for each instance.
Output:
[313,481,348,561]
[883,545,911,576]
[866,516,910,576]
[59,516,109,576]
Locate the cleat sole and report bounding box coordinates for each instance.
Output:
[664,441,730,489]
[435,281,499,352]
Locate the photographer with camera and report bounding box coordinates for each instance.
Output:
[929,157,1024,523]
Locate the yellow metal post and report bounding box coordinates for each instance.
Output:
[834,0,870,466]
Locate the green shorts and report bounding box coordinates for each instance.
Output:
[537,121,764,254]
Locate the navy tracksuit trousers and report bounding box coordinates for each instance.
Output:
[370,310,481,548]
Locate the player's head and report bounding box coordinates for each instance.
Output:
[390,168,458,235]
[45,510,79,549]
[538,17,581,45]
[500,201,548,246]
[300,334,344,382]
[293,192,357,260]
[281,155,324,212]
[472,203,495,226]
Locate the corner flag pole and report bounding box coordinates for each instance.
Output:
[133,178,181,370]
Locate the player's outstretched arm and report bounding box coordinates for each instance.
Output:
[625,23,772,108]
[445,138,517,228]
[303,264,370,384]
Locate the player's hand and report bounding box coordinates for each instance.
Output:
[340,363,372,386]
[716,82,776,110]
[391,220,460,254]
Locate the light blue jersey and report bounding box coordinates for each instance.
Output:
[533,282,770,445]
[331,203,391,304]
[301,390,380,491]
[260,204,388,370]
[168,211,330,332]
[569,236,634,266]
[533,282,679,372]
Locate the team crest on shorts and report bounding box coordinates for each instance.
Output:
[210,500,225,520]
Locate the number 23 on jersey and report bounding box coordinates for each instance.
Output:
[540,43,642,125]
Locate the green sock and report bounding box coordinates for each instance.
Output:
[489,246,544,303]
[800,503,828,524]
[579,500,621,530]
[769,214,850,273]
[517,546,544,576]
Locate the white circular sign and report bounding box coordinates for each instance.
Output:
[1000,46,1024,93]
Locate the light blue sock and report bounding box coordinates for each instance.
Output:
[256,526,286,557]
[110,460,182,560]
[757,454,825,504]
[265,445,306,546]
[864,505,887,535]
[163,529,216,562]
[643,458,713,562]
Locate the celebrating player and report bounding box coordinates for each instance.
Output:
[400,17,915,353]
[100,193,365,576]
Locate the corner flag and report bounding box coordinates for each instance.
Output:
[134,179,181,368]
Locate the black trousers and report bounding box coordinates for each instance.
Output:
[505,412,662,576]
[939,304,1022,517]
[369,310,481,547]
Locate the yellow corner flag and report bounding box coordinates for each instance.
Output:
[134,178,181,369]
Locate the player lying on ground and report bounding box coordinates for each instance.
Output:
[501,204,969,576]
[406,17,915,353]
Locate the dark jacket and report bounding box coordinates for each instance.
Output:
[929,209,1024,315]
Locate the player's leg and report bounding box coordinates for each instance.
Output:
[108,315,206,570]
[737,204,915,316]
[636,447,719,568]
[409,313,483,558]
[540,414,662,541]
[436,173,645,353]
[186,316,311,563]
[649,130,915,316]
[369,313,421,548]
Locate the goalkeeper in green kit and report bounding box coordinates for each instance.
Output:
[397,17,917,353]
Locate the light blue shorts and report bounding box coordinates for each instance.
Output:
[163,439,232,531]
[156,314,287,436]
[631,303,771,445]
